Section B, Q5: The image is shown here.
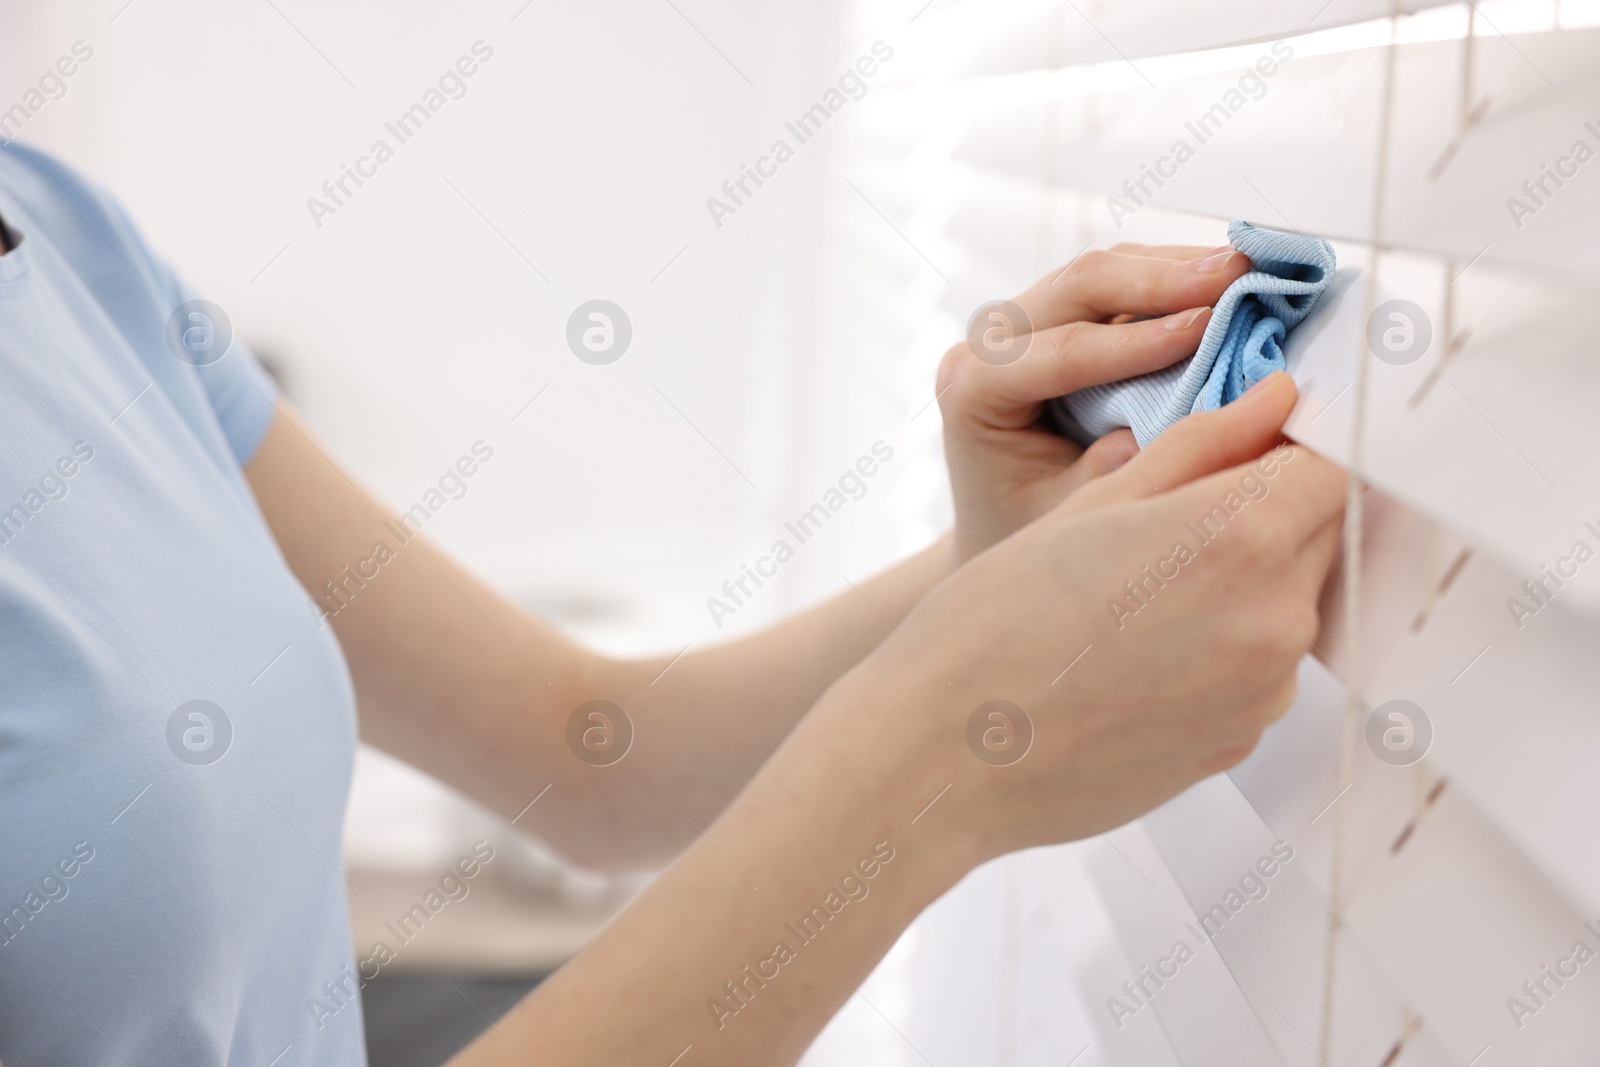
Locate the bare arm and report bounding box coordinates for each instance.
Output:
[448,375,1345,1066]
[244,407,955,867]
[242,243,1334,1063]
[243,241,1254,870]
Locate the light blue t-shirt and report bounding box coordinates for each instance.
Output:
[0,144,366,1063]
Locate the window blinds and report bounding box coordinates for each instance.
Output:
[806,2,1600,1063]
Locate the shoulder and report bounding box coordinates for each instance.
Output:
[1,141,120,228]
[0,141,169,288]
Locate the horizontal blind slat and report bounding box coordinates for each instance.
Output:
[1285,253,1600,613]
[922,29,1600,282]
[1137,774,1429,1064]
[945,0,1462,76]
[1362,549,1600,916]
[1080,826,1289,1066]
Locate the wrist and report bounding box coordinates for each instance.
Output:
[488,659,989,1065]
[801,647,991,896]
[916,530,960,588]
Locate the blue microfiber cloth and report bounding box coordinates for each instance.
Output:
[1051,220,1336,447]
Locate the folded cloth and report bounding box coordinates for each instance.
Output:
[1050,220,1336,447]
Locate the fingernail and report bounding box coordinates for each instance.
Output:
[1194,250,1239,274]
[1163,306,1209,331]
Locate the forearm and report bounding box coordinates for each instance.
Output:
[463,396,1340,1063]
[599,535,955,829]
[247,406,956,868]
[245,409,621,856]
[448,657,972,1066]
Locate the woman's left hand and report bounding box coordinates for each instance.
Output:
[937,241,1253,560]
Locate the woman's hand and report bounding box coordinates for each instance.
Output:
[938,242,1252,561]
[459,373,1344,1067]
[856,371,1343,864]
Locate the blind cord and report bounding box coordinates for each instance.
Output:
[1319,2,1403,1060]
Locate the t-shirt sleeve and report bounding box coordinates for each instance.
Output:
[182,291,280,467]
[1,143,281,468]
[110,214,282,469]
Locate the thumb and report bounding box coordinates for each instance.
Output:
[1065,371,1299,509]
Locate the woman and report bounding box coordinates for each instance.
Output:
[0,139,1342,1065]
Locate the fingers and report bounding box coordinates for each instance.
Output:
[960,307,1216,418]
[1109,242,1230,261]
[1291,508,1343,597]
[1016,247,1252,328]
[1074,372,1300,506]
[1163,439,1347,556]
[1055,429,1137,494]
[945,239,1256,426]
[1248,673,1301,733]
[1248,446,1349,547]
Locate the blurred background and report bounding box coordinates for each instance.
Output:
[5,0,1598,1064]
[2,1,957,1062]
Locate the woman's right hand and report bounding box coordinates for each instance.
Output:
[457,371,1344,1067]
[840,370,1345,868]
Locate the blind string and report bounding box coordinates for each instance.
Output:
[1440,0,1479,377]
[1415,3,1482,836]
[1319,1,1404,1060]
